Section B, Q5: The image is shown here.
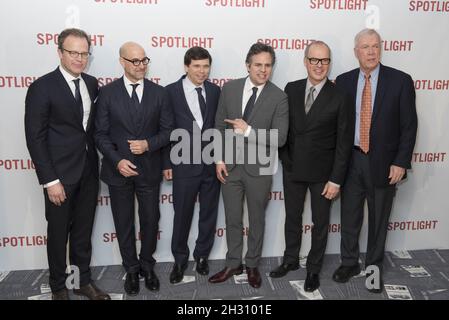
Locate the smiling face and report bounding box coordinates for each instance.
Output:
[246,51,273,86]
[304,43,330,85]
[185,58,210,86]
[58,35,90,77]
[354,33,381,74]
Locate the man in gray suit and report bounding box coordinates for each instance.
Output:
[208,43,289,288]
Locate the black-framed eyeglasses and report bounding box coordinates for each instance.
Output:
[307,57,331,65]
[121,56,151,66]
[62,48,91,59]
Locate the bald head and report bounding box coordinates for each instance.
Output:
[119,41,145,58]
[119,41,148,83]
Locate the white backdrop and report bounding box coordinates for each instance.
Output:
[1,0,448,271]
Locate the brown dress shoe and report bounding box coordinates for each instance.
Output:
[246,267,261,288]
[208,265,243,284]
[52,288,69,300]
[73,283,111,300]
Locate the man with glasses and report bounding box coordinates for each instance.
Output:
[95,42,173,295]
[25,28,110,300]
[269,41,354,292]
[332,29,417,293]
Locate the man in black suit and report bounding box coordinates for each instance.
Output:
[163,47,221,283]
[269,41,354,292]
[95,42,173,295]
[25,28,110,300]
[332,29,417,293]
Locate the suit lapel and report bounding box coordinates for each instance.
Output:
[372,64,386,126]
[54,68,84,128]
[176,76,197,125]
[294,80,307,132]
[247,80,271,123]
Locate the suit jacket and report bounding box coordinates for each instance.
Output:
[280,79,355,184]
[336,64,418,187]
[164,76,221,178]
[94,77,174,187]
[214,77,289,177]
[25,67,99,185]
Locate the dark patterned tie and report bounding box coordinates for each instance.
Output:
[243,87,258,121]
[195,87,206,120]
[130,83,140,113]
[73,79,83,119]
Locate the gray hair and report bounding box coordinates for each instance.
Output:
[354,29,382,48]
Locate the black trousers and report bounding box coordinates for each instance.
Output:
[282,169,332,274]
[45,159,98,292]
[340,150,396,270]
[171,169,220,266]
[108,177,160,275]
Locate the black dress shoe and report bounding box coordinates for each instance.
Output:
[170,263,187,284]
[246,267,262,288]
[332,264,361,283]
[269,262,299,278]
[52,288,69,300]
[195,257,209,276]
[144,270,160,291]
[208,265,243,284]
[124,272,140,296]
[304,272,320,292]
[73,283,111,300]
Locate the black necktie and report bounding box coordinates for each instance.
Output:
[195,87,206,120]
[130,83,140,112]
[73,79,83,119]
[243,87,258,121]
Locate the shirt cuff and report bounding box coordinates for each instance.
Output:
[44,179,60,188]
[328,181,340,188]
[243,125,252,137]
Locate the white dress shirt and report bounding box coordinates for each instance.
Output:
[183,76,205,129]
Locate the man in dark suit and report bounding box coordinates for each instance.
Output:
[208,43,289,288]
[95,42,173,295]
[269,41,354,292]
[332,29,417,293]
[163,47,221,283]
[24,28,110,300]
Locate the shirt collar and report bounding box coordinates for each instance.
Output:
[359,63,380,81]
[306,77,327,93]
[245,77,266,93]
[59,65,81,83]
[123,75,144,88]
[183,75,205,92]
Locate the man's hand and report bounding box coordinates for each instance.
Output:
[216,163,228,184]
[163,169,173,181]
[389,165,405,185]
[224,119,248,135]
[321,182,340,200]
[117,159,139,177]
[47,182,66,206]
[128,140,149,155]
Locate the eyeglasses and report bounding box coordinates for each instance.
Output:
[62,48,91,59]
[121,56,151,66]
[307,57,331,65]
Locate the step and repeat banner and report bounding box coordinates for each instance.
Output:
[1,0,448,271]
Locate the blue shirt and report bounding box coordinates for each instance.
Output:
[355,64,379,146]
